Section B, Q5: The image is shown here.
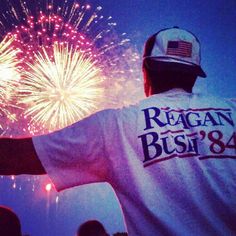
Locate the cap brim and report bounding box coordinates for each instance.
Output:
[143,57,207,78]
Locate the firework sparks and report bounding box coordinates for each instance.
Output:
[0,0,143,136]
[0,1,129,72]
[0,36,20,94]
[19,43,104,131]
[0,35,20,131]
[0,0,139,134]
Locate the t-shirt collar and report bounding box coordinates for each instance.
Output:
[151,88,190,97]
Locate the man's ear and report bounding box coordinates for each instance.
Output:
[142,68,151,97]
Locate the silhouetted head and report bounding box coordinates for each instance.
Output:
[0,206,22,236]
[77,220,109,236]
[142,27,206,96]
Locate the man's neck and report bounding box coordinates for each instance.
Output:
[150,87,192,96]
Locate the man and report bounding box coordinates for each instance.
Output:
[77,220,109,236]
[0,27,235,235]
[0,205,22,236]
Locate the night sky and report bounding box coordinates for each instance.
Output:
[0,1,235,236]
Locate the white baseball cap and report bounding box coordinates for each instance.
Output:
[143,27,206,77]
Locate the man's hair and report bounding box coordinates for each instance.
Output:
[77,220,109,236]
[143,60,197,96]
[0,206,22,236]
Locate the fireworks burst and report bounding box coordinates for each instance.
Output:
[0,0,141,134]
[0,35,20,131]
[19,43,104,130]
[0,36,19,98]
[0,0,129,74]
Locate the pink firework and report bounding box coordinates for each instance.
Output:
[0,0,142,136]
[4,5,103,72]
[0,1,130,74]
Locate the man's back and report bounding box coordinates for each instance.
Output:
[33,89,236,235]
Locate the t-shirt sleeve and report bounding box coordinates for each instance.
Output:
[32,112,108,191]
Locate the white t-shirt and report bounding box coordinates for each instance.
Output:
[33,89,236,236]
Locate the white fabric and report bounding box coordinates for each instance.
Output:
[33,89,236,236]
[151,28,201,66]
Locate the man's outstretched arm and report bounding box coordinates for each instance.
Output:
[0,138,46,175]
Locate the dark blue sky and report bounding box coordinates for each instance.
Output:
[0,1,235,236]
[97,0,236,98]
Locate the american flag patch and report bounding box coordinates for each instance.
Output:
[166,41,192,57]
